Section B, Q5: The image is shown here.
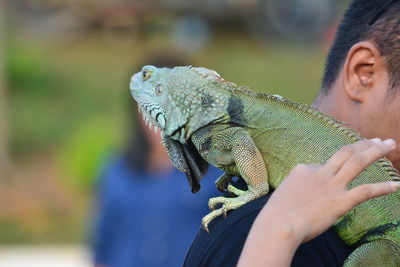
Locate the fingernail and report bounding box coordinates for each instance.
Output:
[371,138,382,144]
[383,139,396,148]
[389,181,400,191]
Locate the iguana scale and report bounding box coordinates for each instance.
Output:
[130,65,400,266]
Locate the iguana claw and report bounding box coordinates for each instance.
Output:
[222,208,228,218]
[202,223,210,234]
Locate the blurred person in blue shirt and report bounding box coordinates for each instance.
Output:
[92,56,222,267]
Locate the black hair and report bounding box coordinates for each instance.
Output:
[322,0,400,94]
[123,54,187,173]
[123,96,150,173]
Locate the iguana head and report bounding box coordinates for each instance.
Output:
[130,65,229,193]
[130,65,228,142]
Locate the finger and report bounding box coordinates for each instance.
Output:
[324,139,379,174]
[335,139,396,185]
[346,181,400,208]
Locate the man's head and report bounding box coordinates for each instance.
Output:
[314,0,400,168]
[322,0,400,95]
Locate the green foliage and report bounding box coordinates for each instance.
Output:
[6,44,60,95]
[192,38,325,104]
[7,44,70,156]
[56,118,122,190]
[0,217,84,244]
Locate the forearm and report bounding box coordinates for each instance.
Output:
[237,208,302,266]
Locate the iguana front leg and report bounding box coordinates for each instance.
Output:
[192,126,269,232]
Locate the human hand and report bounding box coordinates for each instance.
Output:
[238,138,399,266]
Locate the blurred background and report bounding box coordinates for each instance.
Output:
[0,0,349,266]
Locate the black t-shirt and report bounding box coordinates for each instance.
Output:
[184,191,353,267]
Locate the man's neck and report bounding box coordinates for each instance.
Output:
[312,88,359,132]
[312,92,341,119]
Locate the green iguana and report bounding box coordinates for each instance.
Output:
[130,65,400,266]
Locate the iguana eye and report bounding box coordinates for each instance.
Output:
[142,70,151,81]
[155,84,163,96]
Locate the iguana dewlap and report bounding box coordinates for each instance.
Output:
[130,65,400,266]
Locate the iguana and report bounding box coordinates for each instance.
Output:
[130,65,400,266]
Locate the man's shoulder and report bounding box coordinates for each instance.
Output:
[183,191,353,267]
[184,194,270,267]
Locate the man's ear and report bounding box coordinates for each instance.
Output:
[342,41,383,102]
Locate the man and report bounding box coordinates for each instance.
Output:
[184,0,400,266]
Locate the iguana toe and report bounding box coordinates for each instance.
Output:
[208,196,229,210]
[203,196,248,230]
[202,209,226,233]
[227,184,246,196]
[203,189,268,231]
